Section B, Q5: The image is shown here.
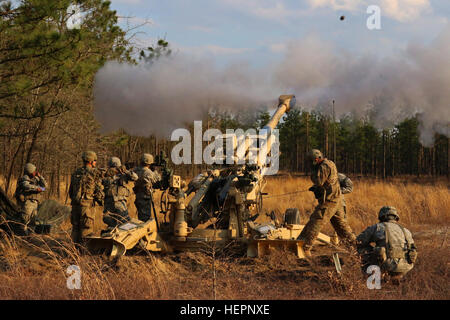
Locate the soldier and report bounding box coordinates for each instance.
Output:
[69,151,104,244]
[14,163,48,234]
[331,173,353,245]
[102,157,138,228]
[133,153,161,222]
[357,206,417,282]
[297,149,356,257]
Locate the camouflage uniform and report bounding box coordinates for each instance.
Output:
[357,208,417,279]
[133,166,161,222]
[69,166,104,244]
[331,173,353,244]
[298,158,356,252]
[102,166,138,228]
[14,168,48,232]
[338,173,353,214]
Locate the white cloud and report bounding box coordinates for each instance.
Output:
[268,42,287,53]
[381,0,431,22]
[204,45,251,55]
[307,0,360,11]
[221,0,309,21]
[307,0,432,22]
[176,44,252,56]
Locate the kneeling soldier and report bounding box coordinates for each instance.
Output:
[357,206,418,282]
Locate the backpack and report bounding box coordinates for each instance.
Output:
[70,167,101,204]
[381,222,415,274]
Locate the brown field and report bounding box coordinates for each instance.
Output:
[0,175,449,300]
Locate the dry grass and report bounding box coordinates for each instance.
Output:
[0,174,449,300]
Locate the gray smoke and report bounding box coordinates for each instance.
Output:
[275,27,450,146]
[94,25,450,145]
[93,55,277,138]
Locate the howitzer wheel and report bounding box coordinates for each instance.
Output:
[284,208,301,225]
[256,191,263,214]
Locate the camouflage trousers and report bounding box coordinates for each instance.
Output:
[359,249,410,280]
[134,196,154,222]
[70,204,95,244]
[103,198,130,228]
[331,205,347,245]
[298,199,356,250]
[17,199,38,233]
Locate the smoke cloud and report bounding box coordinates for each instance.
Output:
[93,55,277,138]
[94,25,450,146]
[276,27,450,146]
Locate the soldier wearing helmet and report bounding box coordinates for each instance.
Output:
[357,206,417,283]
[68,151,104,244]
[102,157,138,228]
[297,149,356,257]
[132,153,162,222]
[14,163,48,234]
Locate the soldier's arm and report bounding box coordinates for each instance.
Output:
[143,170,161,185]
[38,176,48,189]
[341,176,353,194]
[19,176,40,192]
[312,164,330,187]
[68,175,74,200]
[405,229,417,250]
[154,170,162,183]
[94,171,105,204]
[356,225,377,253]
[127,170,138,182]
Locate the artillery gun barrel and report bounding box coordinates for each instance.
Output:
[257,94,296,171]
[264,95,296,131]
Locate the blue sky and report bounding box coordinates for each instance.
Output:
[109,0,449,66]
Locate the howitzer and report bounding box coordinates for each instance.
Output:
[84,95,331,259]
[153,150,173,190]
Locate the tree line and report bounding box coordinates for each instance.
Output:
[1,0,448,200]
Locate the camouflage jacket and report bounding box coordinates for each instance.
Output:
[103,166,138,202]
[14,174,48,202]
[133,166,161,199]
[311,159,341,204]
[338,173,353,207]
[357,221,417,273]
[69,166,104,206]
[356,221,415,256]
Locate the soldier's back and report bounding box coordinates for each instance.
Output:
[70,166,102,204]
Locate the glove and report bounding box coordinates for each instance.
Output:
[309,186,323,199]
[407,249,418,264]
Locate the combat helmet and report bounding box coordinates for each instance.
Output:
[108,156,121,168]
[308,149,323,165]
[82,151,97,162]
[24,163,36,175]
[141,153,154,165]
[378,206,399,222]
